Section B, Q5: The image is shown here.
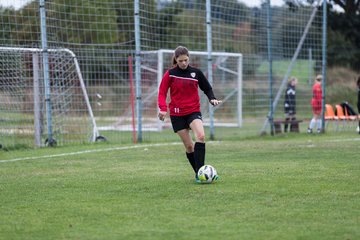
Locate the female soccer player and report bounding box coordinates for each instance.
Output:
[308,75,323,133]
[157,46,221,182]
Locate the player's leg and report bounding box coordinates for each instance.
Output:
[284,114,290,132]
[308,108,320,133]
[308,115,315,133]
[190,118,219,181]
[189,118,206,172]
[308,102,318,133]
[176,129,196,173]
[316,114,322,133]
[290,115,296,132]
[171,115,196,173]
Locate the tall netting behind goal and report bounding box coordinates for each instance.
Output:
[0,0,325,145]
[0,47,100,148]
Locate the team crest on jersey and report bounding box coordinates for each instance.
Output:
[191,72,196,78]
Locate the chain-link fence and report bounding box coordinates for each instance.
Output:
[0,0,325,148]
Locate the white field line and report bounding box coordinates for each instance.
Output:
[325,137,360,142]
[0,142,182,163]
[1,138,359,164]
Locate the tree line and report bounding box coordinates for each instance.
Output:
[0,0,358,71]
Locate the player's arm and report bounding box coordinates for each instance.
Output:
[197,70,222,106]
[158,71,170,121]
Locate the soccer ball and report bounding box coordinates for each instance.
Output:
[197,165,218,183]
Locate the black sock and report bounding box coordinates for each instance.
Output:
[194,142,205,173]
[290,117,296,131]
[186,152,196,173]
[284,117,290,132]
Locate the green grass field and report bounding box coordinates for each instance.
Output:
[1,133,360,240]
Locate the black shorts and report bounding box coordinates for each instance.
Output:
[170,112,202,133]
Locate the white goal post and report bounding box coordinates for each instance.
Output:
[0,46,101,147]
[142,49,243,131]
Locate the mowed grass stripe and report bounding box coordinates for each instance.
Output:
[1,136,359,239]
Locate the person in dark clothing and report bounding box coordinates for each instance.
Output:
[157,46,221,182]
[340,102,357,116]
[284,77,298,132]
[357,76,360,134]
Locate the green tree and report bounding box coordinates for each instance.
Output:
[328,10,360,69]
[285,0,360,16]
[0,2,40,47]
[329,0,360,16]
[285,0,360,70]
[327,29,358,68]
[0,7,17,45]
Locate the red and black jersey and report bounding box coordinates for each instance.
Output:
[311,83,322,106]
[158,65,216,116]
[311,82,322,114]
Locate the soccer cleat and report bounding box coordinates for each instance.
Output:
[195,175,201,184]
[307,128,313,133]
[317,128,321,133]
[213,175,219,181]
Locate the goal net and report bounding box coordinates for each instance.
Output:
[0,47,100,148]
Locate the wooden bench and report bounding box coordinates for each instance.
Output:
[273,119,303,134]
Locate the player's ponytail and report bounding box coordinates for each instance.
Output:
[172,56,177,66]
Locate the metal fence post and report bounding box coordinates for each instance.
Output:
[206,0,214,140]
[321,0,327,133]
[39,0,55,146]
[134,0,142,142]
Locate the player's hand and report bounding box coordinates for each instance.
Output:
[210,99,222,106]
[158,111,167,121]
